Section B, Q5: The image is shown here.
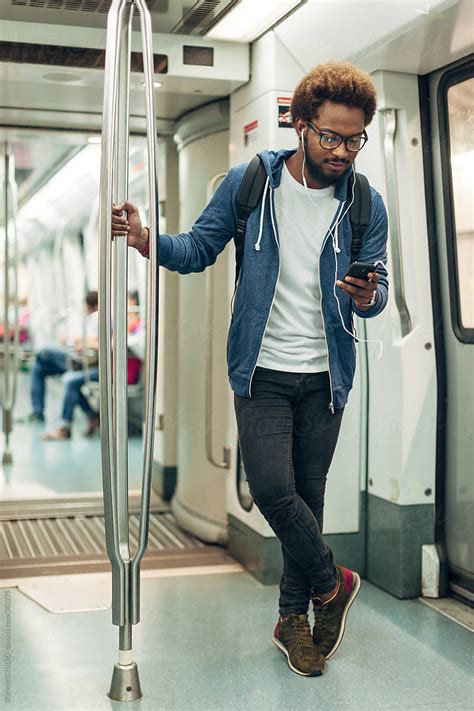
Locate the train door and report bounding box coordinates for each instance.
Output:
[427,57,474,603]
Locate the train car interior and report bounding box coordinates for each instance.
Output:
[0,1,472,709]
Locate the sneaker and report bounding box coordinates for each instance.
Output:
[272,614,325,677]
[83,414,100,437]
[41,426,71,441]
[16,412,44,424]
[312,565,361,659]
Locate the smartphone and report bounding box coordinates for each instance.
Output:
[343,261,377,282]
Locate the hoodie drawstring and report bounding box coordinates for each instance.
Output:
[334,221,341,254]
[254,176,270,252]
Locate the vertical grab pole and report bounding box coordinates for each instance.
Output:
[2,144,19,466]
[99,0,140,702]
[114,0,132,672]
[100,0,159,701]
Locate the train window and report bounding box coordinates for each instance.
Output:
[438,64,474,342]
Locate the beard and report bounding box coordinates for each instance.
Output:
[303,134,350,187]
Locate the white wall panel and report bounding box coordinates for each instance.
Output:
[172,122,230,544]
[357,71,437,507]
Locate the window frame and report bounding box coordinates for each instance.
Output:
[437,59,474,343]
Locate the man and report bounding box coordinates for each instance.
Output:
[112,61,388,677]
[41,290,144,440]
[26,290,100,439]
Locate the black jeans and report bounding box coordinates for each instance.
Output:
[234,367,344,616]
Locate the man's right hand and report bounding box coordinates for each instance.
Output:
[112,201,149,255]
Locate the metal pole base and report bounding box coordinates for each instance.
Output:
[108,662,142,702]
[2,451,13,465]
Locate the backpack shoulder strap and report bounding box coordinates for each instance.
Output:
[234,155,267,286]
[349,172,371,263]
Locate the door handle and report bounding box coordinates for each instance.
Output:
[204,173,231,469]
[382,108,413,337]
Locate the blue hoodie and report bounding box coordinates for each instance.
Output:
[158,148,389,412]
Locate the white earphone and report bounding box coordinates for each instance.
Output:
[300,128,308,189]
[299,135,386,358]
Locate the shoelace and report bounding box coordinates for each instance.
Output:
[313,602,329,638]
[287,619,315,651]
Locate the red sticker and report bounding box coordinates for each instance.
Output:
[277,96,293,128]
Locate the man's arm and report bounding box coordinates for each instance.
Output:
[112,169,238,274]
[337,190,389,318]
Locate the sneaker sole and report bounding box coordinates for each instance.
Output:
[272,635,324,677]
[324,571,361,660]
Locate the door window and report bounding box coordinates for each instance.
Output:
[439,67,474,341]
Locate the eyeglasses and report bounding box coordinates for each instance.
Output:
[307,121,368,152]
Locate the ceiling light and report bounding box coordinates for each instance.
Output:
[43,72,82,83]
[206,0,302,42]
[141,81,163,88]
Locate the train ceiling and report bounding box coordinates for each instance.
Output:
[3,1,240,34]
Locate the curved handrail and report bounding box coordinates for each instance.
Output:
[98,0,132,633]
[130,0,159,624]
[204,173,230,469]
[382,108,412,337]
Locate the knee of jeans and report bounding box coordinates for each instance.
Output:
[62,372,81,388]
[253,489,297,529]
[36,348,49,364]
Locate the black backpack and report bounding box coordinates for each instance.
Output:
[234,155,371,286]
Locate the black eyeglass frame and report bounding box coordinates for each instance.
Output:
[306,121,368,152]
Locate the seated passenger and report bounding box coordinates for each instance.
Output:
[40,291,100,440]
[42,291,144,441]
[20,290,99,427]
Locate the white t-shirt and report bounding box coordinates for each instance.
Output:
[256,163,338,372]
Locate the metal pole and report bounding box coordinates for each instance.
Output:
[99,0,159,702]
[113,0,132,679]
[2,144,19,465]
[53,224,75,371]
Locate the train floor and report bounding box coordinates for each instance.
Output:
[0,567,473,711]
[1,370,143,499]
[1,372,473,710]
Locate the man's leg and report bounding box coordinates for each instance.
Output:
[42,370,100,441]
[290,373,360,659]
[30,347,67,419]
[74,368,99,415]
[279,371,344,613]
[234,367,326,676]
[61,370,89,426]
[79,370,100,436]
[235,369,339,603]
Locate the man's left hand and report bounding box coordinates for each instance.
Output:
[336,272,379,309]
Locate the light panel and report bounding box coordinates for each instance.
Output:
[206,0,302,43]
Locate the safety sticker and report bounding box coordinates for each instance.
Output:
[244,119,258,147]
[277,96,293,128]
